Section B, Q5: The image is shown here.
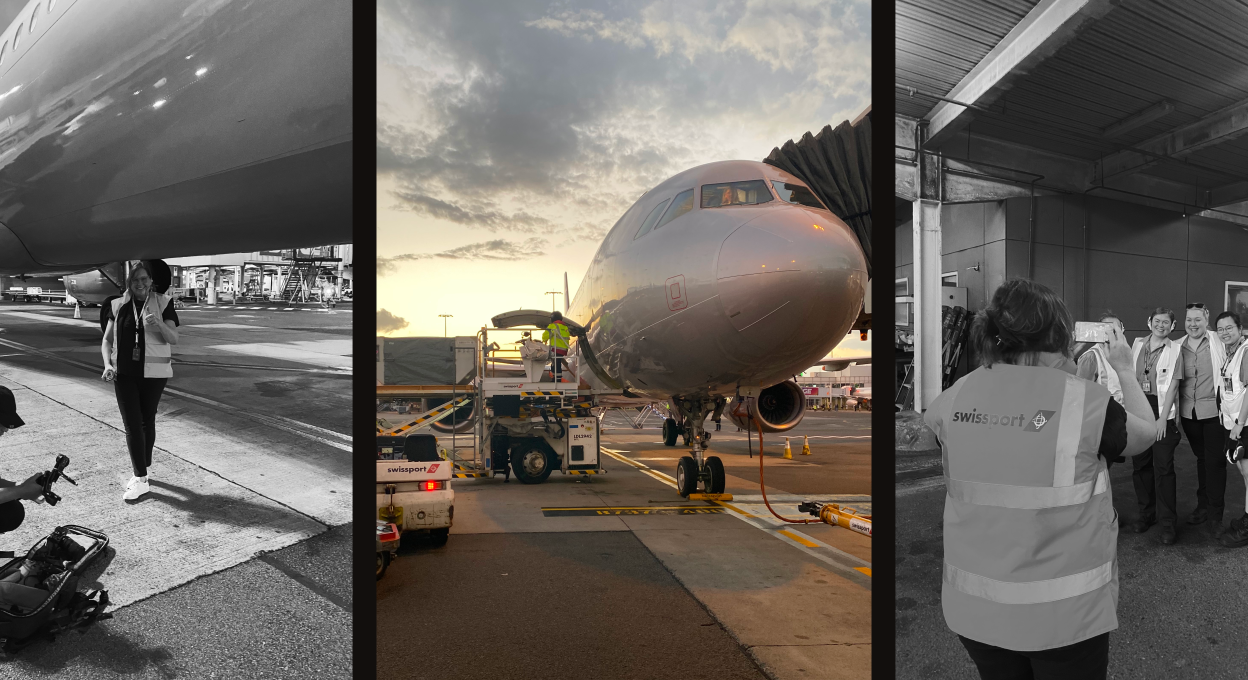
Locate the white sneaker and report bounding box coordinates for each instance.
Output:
[123,476,149,501]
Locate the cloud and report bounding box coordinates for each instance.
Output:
[376,0,869,249]
[378,238,549,276]
[377,308,410,334]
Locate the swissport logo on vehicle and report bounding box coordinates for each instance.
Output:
[952,408,1056,432]
[385,462,440,475]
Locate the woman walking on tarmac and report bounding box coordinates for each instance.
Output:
[1173,303,1229,538]
[924,280,1155,680]
[1213,312,1248,547]
[99,264,179,501]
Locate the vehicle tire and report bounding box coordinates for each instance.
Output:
[705,456,726,494]
[662,418,678,446]
[377,551,390,581]
[429,527,450,547]
[511,439,555,484]
[676,456,699,498]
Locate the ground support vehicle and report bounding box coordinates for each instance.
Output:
[376,434,453,545]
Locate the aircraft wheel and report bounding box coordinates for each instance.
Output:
[511,439,554,484]
[705,456,726,494]
[662,418,678,446]
[676,456,699,498]
[377,551,391,581]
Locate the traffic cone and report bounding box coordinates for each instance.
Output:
[72,304,81,319]
[802,435,811,455]
[783,437,792,459]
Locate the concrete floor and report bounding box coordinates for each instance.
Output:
[896,437,1248,679]
[0,300,352,677]
[380,410,872,680]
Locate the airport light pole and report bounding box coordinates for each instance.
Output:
[545,291,561,312]
[439,314,452,337]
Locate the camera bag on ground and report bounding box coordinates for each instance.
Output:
[0,525,110,653]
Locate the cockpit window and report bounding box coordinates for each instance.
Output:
[634,198,671,240]
[653,189,694,231]
[701,180,774,209]
[771,180,827,210]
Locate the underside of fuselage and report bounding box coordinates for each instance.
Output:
[0,0,352,276]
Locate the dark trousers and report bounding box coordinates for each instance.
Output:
[1134,395,1181,525]
[113,374,168,477]
[1181,415,1227,521]
[959,633,1109,680]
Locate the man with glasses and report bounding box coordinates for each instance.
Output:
[1214,312,1248,547]
[1172,303,1229,538]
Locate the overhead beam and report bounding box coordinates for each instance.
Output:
[925,0,1118,148]
[1208,180,1248,208]
[1095,98,1248,181]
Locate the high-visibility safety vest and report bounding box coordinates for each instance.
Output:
[111,292,174,379]
[924,364,1115,652]
[1087,346,1123,405]
[1131,336,1181,420]
[1218,340,1248,430]
[543,321,570,351]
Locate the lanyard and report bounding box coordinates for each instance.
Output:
[1223,341,1243,379]
[1143,340,1164,376]
[132,298,143,345]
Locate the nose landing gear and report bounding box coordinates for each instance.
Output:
[671,396,727,497]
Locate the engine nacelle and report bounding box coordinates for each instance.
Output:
[429,397,476,434]
[727,380,806,433]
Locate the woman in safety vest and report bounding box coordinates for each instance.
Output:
[1171,303,1229,537]
[100,264,180,501]
[924,280,1156,679]
[1123,308,1183,543]
[1214,312,1248,547]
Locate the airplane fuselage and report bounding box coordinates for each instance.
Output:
[0,0,352,276]
[567,160,867,400]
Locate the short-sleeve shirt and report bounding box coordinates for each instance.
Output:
[106,298,179,377]
[1100,399,1128,462]
[1179,335,1218,420]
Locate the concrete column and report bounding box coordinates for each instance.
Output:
[206,266,218,305]
[914,199,943,411]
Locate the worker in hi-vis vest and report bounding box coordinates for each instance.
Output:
[542,311,571,382]
[1214,311,1248,548]
[1124,308,1183,544]
[924,280,1156,679]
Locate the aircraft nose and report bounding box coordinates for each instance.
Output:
[716,209,866,354]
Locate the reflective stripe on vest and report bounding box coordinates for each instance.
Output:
[927,364,1116,651]
[1220,341,1248,430]
[1131,337,1179,420]
[944,559,1114,605]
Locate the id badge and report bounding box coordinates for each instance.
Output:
[1143,380,1151,392]
[1225,377,1234,392]
[132,347,140,362]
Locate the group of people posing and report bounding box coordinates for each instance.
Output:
[1077,303,1248,546]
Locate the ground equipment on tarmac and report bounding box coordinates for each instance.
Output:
[798,501,873,538]
[377,434,454,545]
[377,521,400,581]
[0,457,111,654]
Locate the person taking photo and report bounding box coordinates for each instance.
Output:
[924,280,1155,680]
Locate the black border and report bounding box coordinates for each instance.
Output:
[871,2,897,677]
[352,1,378,673]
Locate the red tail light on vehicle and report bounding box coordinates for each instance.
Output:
[423,481,441,491]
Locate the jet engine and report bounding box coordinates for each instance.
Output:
[727,380,806,433]
[428,397,476,434]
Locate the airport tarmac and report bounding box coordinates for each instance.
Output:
[378,410,871,680]
[0,300,351,677]
[896,439,1248,679]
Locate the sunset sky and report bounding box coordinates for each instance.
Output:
[376,0,872,358]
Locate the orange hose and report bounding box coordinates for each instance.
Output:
[748,410,816,525]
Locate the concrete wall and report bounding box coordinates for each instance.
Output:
[896,194,1248,339]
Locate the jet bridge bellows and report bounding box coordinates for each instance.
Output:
[764,110,872,278]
